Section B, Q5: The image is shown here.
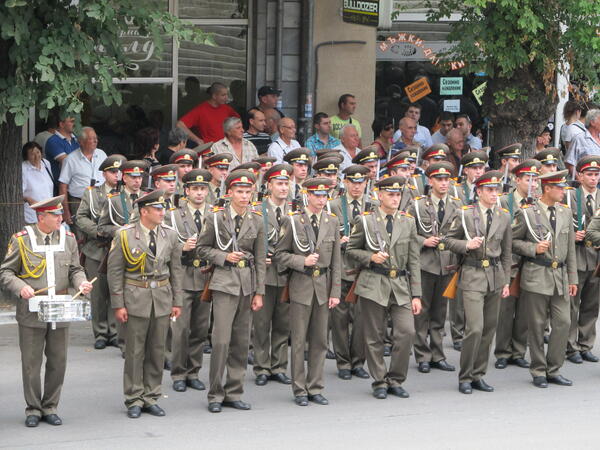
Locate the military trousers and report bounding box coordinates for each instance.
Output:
[449,288,465,344]
[494,291,528,360]
[19,324,68,417]
[459,289,501,384]
[171,289,211,381]
[331,280,365,371]
[208,290,251,403]
[85,257,116,343]
[252,284,290,376]
[361,296,414,390]
[567,269,600,355]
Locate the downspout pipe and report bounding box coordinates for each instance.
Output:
[274,0,284,100]
[297,0,314,144]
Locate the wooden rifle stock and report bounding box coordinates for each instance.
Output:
[509,270,521,297]
[442,270,459,299]
[594,262,600,278]
[345,277,359,304]
[200,267,214,302]
[279,283,290,303]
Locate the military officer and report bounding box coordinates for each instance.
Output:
[408,161,461,374]
[445,170,512,394]
[205,153,233,205]
[533,148,561,175]
[0,196,92,427]
[196,170,266,413]
[196,141,216,167]
[169,169,213,392]
[453,150,489,205]
[496,143,522,191]
[329,165,371,380]
[512,170,577,388]
[274,177,342,406]
[384,152,417,212]
[565,156,600,364]
[283,148,312,203]
[494,159,541,370]
[169,148,198,200]
[314,157,341,191]
[76,154,126,349]
[346,176,422,399]
[252,163,294,387]
[107,190,183,418]
[352,148,380,180]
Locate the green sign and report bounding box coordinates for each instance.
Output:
[440,77,463,95]
[342,0,379,27]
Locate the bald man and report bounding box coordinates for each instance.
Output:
[392,118,419,155]
[267,117,301,164]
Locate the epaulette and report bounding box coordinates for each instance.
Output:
[522,204,532,209]
[212,206,224,212]
[288,211,298,215]
[565,186,575,190]
[329,212,337,217]
[108,192,119,198]
[411,174,419,178]
[252,210,262,216]
[451,196,460,201]
[13,230,27,238]
[560,203,570,208]
[408,184,416,190]
[462,205,474,210]
[501,208,509,213]
[454,182,461,186]
[65,230,75,237]
[362,211,371,215]
[414,196,424,200]
[403,211,413,218]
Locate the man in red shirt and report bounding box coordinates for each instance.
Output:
[177,82,240,145]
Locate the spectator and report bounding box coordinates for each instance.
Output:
[305,112,341,156]
[391,117,419,153]
[243,108,272,155]
[431,112,455,144]
[157,128,188,165]
[565,109,600,173]
[334,124,361,170]
[134,126,161,189]
[454,114,483,149]
[33,117,56,154]
[177,82,240,144]
[331,94,362,142]
[45,113,80,185]
[534,127,552,152]
[392,103,433,147]
[58,127,107,226]
[267,117,301,164]
[445,128,467,169]
[22,142,54,224]
[212,117,259,169]
[370,117,394,159]
[263,107,282,140]
[256,85,285,120]
[560,100,585,152]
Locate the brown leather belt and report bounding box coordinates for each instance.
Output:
[125,278,169,289]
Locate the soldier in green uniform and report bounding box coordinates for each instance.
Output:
[284,148,312,203]
[274,177,342,406]
[533,148,561,175]
[346,176,422,399]
[151,165,179,226]
[445,170,512,394]
[512,170,578,388]
[352,148,380,180]
[169,148,198,201]
[205,153,233,205]
[252,163,294,386]
[196,170,266,413]
[169,169,213,392]
[408,161,462,374]
[384,152,418,212]
[496,143,522,191]
[197,141,216,167]
[452,150,488,205]
[0,195,92,427]
[107,189,183,418]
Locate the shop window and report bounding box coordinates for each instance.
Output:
[179,0,248,19]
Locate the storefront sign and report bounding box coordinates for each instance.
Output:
[440,77,463,95]
[378,33,465,69]
[443,99,461,113]
[472,82,487,105]
[405,78,432,103]
[342,0,379,27]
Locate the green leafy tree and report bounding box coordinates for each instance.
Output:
[0,0,213,256]
[427,0,600,155]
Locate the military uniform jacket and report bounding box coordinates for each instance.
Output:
[170,199,212,292]
[76,184,114,261]
[107,223,183,318]
[409,173,426,196]
[399,185,416,212]
[274,210,342,305]
[565,187,600,272]
[97,191,137,237]
[196,206,266,297]
[499,190,527,278]
[346,210,422,307]
[0,227,87,328]
[512,201,578,297]
[407,195,462,276]
[259,199,289,288]
[329,195,360,282]
[453,180,476,206]
[445,205,512,292]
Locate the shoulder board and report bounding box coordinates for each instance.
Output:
[328,212,337,217]
[65,230,75,237]
[108,192,119,198]
[212,206,224,212]
[13,230,28,238]
[122,224,136,230]
[560,203,570,208]
[408,184,416,190]
[564,186,574,190]
[454,182,461,186]
[522,204,532,209]
[414,196,424,200]
[251,210,262,216]
[288,211,298,216]
[403,212,413,218]
[501,208,509,213]
[168,207,176,211]
[411,174,419,178]
[87,186,97,191]
[462,205,473,210]
[362,211,371,215]
[451,196,460,201]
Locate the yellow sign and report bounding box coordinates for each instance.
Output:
[405,78,432,103]
[472,82,487,106]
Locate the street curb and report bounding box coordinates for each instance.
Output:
[0,311,16,325]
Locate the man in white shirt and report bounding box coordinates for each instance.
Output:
[267,117,301,164]
[454,114,483,150]
[565,109,600,174]
[333,124,361,171]
[393,103,433,148]
[431,112,455,144]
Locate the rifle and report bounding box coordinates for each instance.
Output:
[344,269,360,303]
[200,267,214,302]
[502,161,511,193]
[509,268,521,297]
[442,270,460,299]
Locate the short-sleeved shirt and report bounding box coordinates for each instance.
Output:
[212,137,259,169]
[330,115,362,139]
[45,131,80,181]
[431,130,447,144]
[22,159,55,224]
[393,125,433,148]
[466,134,483,150]
[179,101,240,143]
[333,144,359,171]
[267,137,301,164]
[305,134,342,157]
[243,131,272,155]
[562,121,586,146]
[58,148,107,198]
[565,129,600,166]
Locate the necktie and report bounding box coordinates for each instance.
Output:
[586,194,594,217]
[130,193,138,202]
[234,215,242,235]
[276,207,282,226]
[351,199,360,218]
[215,187,220,198]
[194,210,202,233]
[549,206,556,232]
[166,198,172,209]
[386,214,393,238]
[311,214,319,240]
[149,230,156,256]
[437,199,445,224]
[44,235,51,246]
[486,209,493,236]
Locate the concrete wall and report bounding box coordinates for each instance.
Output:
[313,1,377,143]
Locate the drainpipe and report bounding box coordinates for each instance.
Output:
[274,0,284,107]
[297,0,314,144]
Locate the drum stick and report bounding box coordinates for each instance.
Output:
[72,277,98,300]
[33,285,55,295]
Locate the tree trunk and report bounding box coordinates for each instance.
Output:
[484,68,557,160]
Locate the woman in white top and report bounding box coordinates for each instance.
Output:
[22,142,55,224]
[560,100,585,151]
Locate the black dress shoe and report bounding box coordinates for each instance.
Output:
[173,380,187,392]
[567,352,583,364]
[247,352,255,366]
[270,373,292,384]
[187,379,206,390]
[383,345,392,357]
[127,406,142,419]
[532,376,548,388]
[431,360,455,371]
[42,414,62,426]
[223,400,251,410]
[495,358,508,369]
[581,351,599,362]
[203,345,212,354]
[326,349,336,360]
[294,396,308,406]
[458,382,472,394]
[164,360,172,371]
[255,374,268,386]
[107,338,119,347]
[453,341,463,351]
[338,369,352,380]
[508,357,530,368]
[547,375,573,386]
[25,415,40,427]
[308,394,329,405]
[94,339,107,350]
[388,386,409,398]
[373,388,387,399]
[471,379,494,392]
[208,402,222,413]
[143,405,166,416]
[417,362,430,373]
[351,367,370,379]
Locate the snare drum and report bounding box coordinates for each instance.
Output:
[37,298,91,323]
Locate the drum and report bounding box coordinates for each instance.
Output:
[37,299,91,323]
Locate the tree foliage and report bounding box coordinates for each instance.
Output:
[0,0,215,126]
